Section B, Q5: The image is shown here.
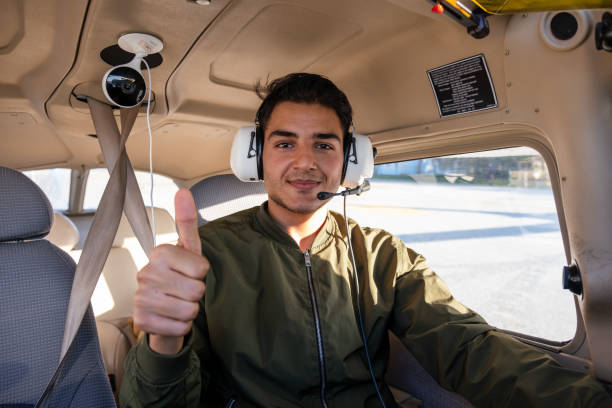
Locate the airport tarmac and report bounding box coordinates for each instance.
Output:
[330,179,576,342]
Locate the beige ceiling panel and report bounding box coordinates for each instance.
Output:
[0,0,86,120]
[0,84,25,106]
[0,0,24,53]
[0,112,71,169]
[124,122,234,180]
[210,4,361,89]
[170,0,509,141]
[167,0,422,125]
[322,15,510,134]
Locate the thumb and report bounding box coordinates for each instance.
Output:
[174,188,201,255]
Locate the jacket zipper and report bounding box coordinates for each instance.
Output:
[304,250,329,408]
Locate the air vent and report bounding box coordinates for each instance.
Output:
[540,11,590,51]
[550,12,578,40]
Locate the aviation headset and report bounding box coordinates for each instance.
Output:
[230,112,374,189]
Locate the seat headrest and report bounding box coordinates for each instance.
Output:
[113,207,177,248]
[0,166,53,242]
[47,212,80,252]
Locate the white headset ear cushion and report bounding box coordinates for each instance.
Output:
[230,126,261,182]
[342,134,374,189]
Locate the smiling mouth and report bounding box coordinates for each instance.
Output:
[287,179,321,190]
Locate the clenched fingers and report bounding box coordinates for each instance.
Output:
[135,289,201,322]
[133,311,193,338]
[148,243,209,280]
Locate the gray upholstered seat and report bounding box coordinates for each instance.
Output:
[0,166,115,407]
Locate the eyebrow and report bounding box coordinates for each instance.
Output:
[269,130,297,138]
[268,129,341,143]
[314,133,341,142]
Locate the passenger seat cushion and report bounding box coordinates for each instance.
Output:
[0,167,53,242]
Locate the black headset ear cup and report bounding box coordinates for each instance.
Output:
[341,133,354,183]
[255,124,264,180]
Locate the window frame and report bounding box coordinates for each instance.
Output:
[67,167,89,215]
[371,127,584,355]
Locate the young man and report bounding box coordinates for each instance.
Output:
[121,74,612,407]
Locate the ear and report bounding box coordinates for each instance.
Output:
[341,134,374,189]
[230,126,262,182]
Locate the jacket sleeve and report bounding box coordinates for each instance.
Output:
[390,246,612,408]
[119,332,203,408]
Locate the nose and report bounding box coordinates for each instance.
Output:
[292,144,316,171]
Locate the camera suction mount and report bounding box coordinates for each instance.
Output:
[101,33,164,108]
[117,33,164,56]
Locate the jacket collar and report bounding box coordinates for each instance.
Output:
[255,202,337,253]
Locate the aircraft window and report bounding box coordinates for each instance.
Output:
[22,168,70,211]
[342,146,575,341]
[83,168,179,217]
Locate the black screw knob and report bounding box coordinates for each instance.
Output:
[595,12,612,52]
[563,264,582,296]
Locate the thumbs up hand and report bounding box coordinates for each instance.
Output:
[133,189,208,355]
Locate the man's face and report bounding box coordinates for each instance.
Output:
[262,101,344,215]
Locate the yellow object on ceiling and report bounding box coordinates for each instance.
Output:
[472,0,611,14]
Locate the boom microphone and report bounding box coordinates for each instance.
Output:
[317,180,371,200]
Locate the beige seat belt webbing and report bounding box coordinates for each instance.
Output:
[89,99,154,256]
[35,98,153,407]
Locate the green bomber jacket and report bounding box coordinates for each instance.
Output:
[120,203,612,408]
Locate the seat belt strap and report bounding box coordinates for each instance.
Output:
[35,98,153,407]
[92,99,154,256]
[59,100,135,357]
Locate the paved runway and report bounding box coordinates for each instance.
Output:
[329,179,576,342]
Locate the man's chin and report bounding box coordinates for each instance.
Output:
[269,195,326,215]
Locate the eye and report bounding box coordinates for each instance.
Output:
[275,142,293,149]
[316,143,334,150]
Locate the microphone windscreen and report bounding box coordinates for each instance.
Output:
[360,180,371,192]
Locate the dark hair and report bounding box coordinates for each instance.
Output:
[255,73,353,137]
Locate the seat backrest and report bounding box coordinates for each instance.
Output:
[46,212,80,253]
[91,207,178,321]
[0,166,115,407]
[190,173,267,226]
